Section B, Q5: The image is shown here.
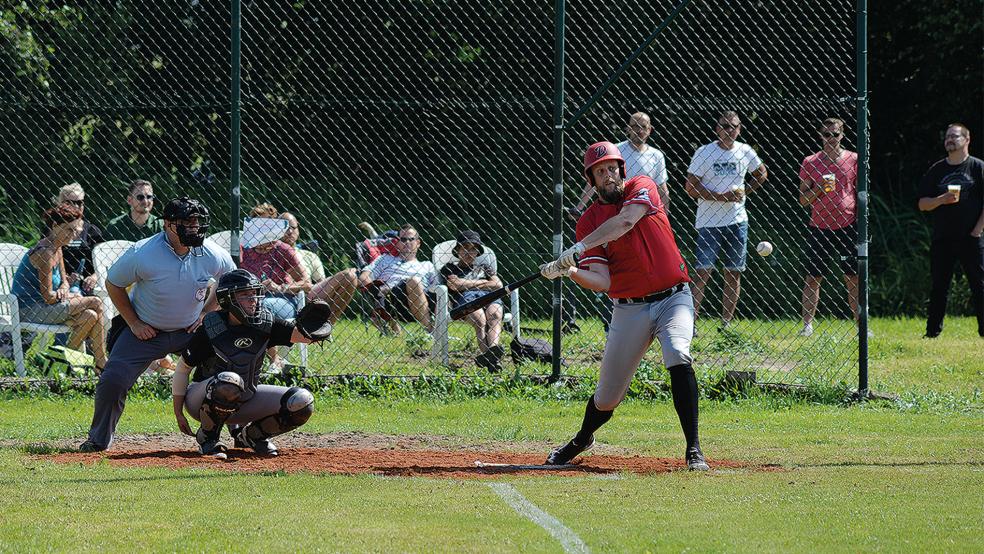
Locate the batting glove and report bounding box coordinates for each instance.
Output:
[540,261,575,280]
[556,242,586,269]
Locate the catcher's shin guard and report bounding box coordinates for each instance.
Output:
[196,372,246,446]
[234,387,314,452]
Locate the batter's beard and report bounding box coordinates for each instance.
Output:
[598,183,625,204]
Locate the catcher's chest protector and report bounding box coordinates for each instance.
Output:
[199,311,272,392]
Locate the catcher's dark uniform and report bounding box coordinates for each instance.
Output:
[182,310,315,456]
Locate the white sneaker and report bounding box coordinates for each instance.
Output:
[798,323,814,337]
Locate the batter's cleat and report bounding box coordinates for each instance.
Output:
[78,440,105,453]
[686,446,710,471]
[545,435,595,465]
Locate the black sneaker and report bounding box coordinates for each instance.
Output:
[545,435,594,465]
[232,426,278,456]
[78,440,104,453]
[686,446,710,471]
[198,439,228,457]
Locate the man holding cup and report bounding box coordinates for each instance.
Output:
[917,123,984,338]
[797,117,860,337]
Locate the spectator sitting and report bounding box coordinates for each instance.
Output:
[11,203,107,371]
[439,230,504,372]
[280,211,326,284]
[357,224,435,335]
[240,205,311,320]
[54,182,103,295]
[103,179,163,242]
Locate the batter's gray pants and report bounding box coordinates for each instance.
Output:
[86,327,194,449]
[595,285,695,411]
[184,382,293,425]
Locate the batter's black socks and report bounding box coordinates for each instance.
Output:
[574,395,613,445]
[668,363,700,450]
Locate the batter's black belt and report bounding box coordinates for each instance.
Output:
[615,283,686,305]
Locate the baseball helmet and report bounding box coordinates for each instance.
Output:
[583,141,626,182]
[216,269,267,326]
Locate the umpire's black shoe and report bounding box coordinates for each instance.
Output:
[78,440,105,453]
[686,446,710,471]
[545,435,595,465]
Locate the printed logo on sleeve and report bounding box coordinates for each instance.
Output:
[195,287,207,302]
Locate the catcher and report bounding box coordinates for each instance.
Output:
[171,269,332,457]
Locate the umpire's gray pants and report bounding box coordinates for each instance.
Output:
[184,382,292,425]
[595,285,694,411]
[86,327,193,449]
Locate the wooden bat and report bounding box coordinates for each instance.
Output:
[449,270,543,320]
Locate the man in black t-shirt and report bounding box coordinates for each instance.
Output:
[170,269,322,457]
[916,123,984,338]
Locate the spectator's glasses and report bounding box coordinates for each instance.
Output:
[628,123,651,131]
[134,194,155,201]
[66,199,84,207]
[399,236,418,243]
[945,133,966,140]
[821,131,842,138]
[288,225,299,230]
[717,123,740,131]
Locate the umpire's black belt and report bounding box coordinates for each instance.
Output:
[615,283,686,305]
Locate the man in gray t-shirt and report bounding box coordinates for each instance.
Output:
[80,197,235,452]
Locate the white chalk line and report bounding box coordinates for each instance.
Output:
[487,483,589,554]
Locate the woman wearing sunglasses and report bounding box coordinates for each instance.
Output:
[53,182,104,296]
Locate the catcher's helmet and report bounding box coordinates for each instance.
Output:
[216,269,267,326]
[163,196,210,248]
[583,141,626,184]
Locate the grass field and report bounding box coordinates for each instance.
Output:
[0,317,982,552]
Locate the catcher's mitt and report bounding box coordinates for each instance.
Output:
[295,300,333,341]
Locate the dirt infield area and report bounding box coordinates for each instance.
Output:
[44,432,767,479]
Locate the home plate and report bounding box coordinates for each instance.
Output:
[474,460,575,470]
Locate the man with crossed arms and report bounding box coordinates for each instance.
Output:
[540,141,709,471]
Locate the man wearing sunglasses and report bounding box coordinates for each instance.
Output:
[797,118,861,337]
[685,111,768,332]
[357,224,436,335]
[104,179,164,242]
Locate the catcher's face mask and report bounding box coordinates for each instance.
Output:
[230,288,265,325]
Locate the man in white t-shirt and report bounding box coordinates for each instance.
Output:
[685,111,769,330]
[358,224,435,333]
[573,112,670,215]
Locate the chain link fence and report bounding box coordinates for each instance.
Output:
[0,0,866,386]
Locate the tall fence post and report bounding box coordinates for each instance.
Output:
[856,0,870,395]
[229,0,243,264]
[550,0,566,382]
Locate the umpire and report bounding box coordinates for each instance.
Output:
[172,269,330,456]
[80,197,236,452]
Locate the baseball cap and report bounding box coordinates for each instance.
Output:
[455,230,483,250]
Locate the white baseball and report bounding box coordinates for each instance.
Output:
[756,241,773,257]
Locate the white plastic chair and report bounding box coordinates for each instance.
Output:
[92,240,134,329]
[429,239,520,365]
[0,243,74,376]
[207,230,236,256]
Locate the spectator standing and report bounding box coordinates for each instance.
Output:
[685,111,768,331]
[916,123,984,338]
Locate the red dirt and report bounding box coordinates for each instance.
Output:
[45,435,770,479]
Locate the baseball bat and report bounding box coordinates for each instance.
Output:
[449,270,543,320]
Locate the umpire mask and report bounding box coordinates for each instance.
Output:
[163,196,210,248]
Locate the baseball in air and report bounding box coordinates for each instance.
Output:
[756,241,773,257]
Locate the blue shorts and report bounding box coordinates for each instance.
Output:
[694,222,748,271]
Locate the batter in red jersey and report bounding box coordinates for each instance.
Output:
[540,141,709,471]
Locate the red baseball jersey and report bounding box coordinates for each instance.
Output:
[576,175,690,298]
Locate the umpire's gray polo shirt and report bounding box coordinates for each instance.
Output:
[107,233,235,331]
